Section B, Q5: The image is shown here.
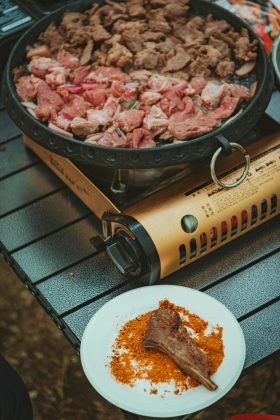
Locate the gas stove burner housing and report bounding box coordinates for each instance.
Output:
[24,133,280,284]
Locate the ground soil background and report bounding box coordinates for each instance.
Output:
[0,256,279,420]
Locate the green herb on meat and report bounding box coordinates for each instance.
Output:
[128,100,139,110]
[115,127,122,137]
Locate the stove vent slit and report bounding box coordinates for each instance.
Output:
[200,233,207,253]
[251,204,258,225]
[241,210,248,231]
[270,194,277,214]
[190,239,197,259]
[179,244,186,265]
[231,216,238,236]
[221,221,228,242]
[261,199,268,219]
[210,227,218,247]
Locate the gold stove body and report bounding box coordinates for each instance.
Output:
[24,134,280,283]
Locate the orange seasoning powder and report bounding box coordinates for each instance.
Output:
[109,299,224,394]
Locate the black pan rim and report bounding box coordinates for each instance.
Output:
[3,0,274,167]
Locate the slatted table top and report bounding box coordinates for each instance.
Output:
[0,99,280,420]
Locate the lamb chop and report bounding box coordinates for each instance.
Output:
[143,308,218,391]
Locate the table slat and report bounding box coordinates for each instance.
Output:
[206,251,280,317]
[0,110,20,142]
[37,251,132,315]
[63,280,142,340]
[12,215,101,282]
[0,189,90,252]
[0,163,63,217]
[242,301,280,367]
[0,136,38,180]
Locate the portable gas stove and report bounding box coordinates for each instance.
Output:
[23,117,280,285]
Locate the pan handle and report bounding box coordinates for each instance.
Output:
[210,142,251,188]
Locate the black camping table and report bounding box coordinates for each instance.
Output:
[0,98,280,420]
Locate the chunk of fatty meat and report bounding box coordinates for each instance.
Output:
[97,130,128,148]
[127,128,156,148]
[111,81,138,100]
[140,91,162,105]
[169,112,217,140]
[189,77,207,95]
[28,57,58,78]
[83,90,108,108]
[114,110,145,133]
[144,106,169,130]
[226,83,254,100]
[210,95,239,120]
[72,66,90,84]
[45,68,66,86]
[201,81,226,108]
[35,82,64,121]
[16,76,39,101]
[57,50,79,68]
[143,308,218,391]
[70,117,102,137]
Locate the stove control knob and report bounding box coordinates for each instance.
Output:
[106,230,142,276]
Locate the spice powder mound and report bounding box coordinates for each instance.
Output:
[109,299,224,394]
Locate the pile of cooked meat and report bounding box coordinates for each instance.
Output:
[13,0,259,148]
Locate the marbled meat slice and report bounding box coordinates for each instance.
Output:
[143,308,218,391]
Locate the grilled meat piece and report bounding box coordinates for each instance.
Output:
[143,308,218,391]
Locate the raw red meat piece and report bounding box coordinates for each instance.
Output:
[164,90,185,111]
[81,82,103,91]
[189,77,207,95]
[97,130,128,147]
[114,110,145,132]
[70,117,101,136]
[57,50,79,68]
[210,95,239,120]
[45,69,66,86]
[140,91,162,105]
[28,57,58,78]
[127,128,156,148]
[147,74,172,92]
[87,109,112,127]
[85,66,129,84]
[160,97,177,117]
[35,82,64,121]
[64,96,88,117]
[183,96,195,114]
[54,113,73,130]
[56,85,72,101]
[16,75,40,101]
[144,105,169,130]
[72,66,90,84]
[83,90,108,108]
[172,81,192,96]
[226,84,252,100]
[169,112,218,140]
[201,81,226,108]
[103,96,120,118]
[111,81,138,100]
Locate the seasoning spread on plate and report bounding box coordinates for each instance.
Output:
[109,299,224,395]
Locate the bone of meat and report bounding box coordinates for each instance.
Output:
[143,308,218,391]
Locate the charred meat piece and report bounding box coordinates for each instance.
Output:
[143,308,218,391]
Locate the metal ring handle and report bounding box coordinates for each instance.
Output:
[210,142,250,188]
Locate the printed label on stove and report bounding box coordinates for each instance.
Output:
[201,146,280,215]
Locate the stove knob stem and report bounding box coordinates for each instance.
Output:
[106,230,142,276]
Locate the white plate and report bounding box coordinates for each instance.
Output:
[80,285,246,418]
